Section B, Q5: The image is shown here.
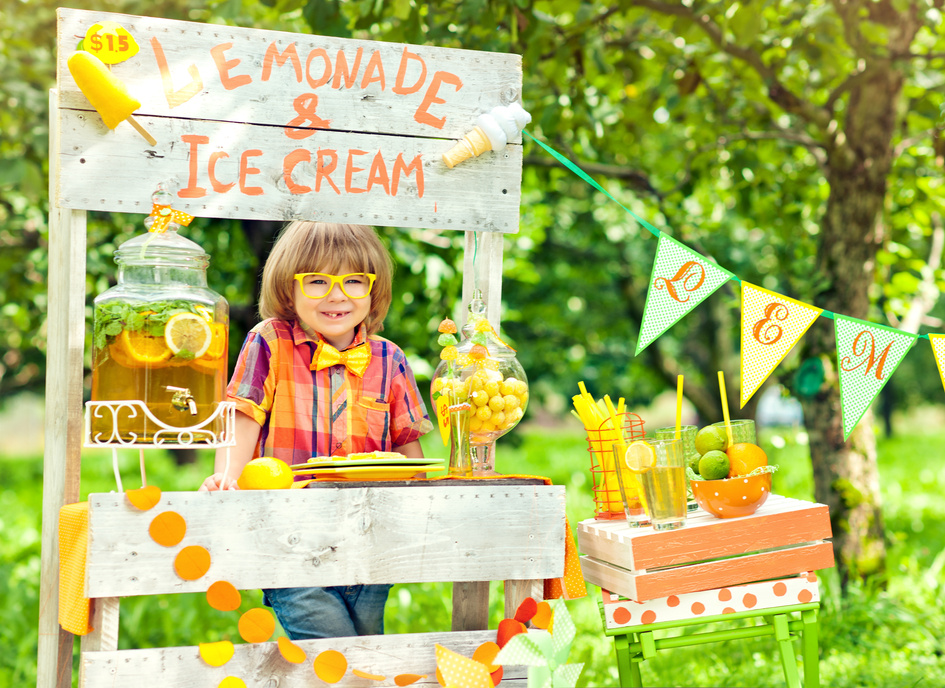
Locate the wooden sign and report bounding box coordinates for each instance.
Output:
[55,8,524,231]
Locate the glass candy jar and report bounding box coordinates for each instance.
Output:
[431,292,528,475]
[89,193,229,444]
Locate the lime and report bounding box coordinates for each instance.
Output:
[624,441,655,473]
[698,450,731,480]
[687,453,702,474]
[695,425,728,455]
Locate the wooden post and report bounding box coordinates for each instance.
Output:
[37,88,88,688]
[462,231,505,331]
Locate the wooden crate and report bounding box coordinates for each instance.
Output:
[578,494,833,602]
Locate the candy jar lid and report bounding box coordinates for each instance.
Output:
[114,185,207,267]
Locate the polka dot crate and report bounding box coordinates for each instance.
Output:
[601,574,820,630]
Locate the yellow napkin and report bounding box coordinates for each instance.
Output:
[58,501,92,635]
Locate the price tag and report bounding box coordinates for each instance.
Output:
[82,21,139,64]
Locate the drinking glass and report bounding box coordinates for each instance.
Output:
[613,443,650,527]
[654,425,700,512]
[711,419,756,446]
[638,437,688,531]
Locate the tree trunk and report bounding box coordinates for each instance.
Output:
[800,58,908,586]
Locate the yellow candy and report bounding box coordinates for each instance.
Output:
[475,405,492,421]
[469,416,484,432]
[492,410,507,428]
[433,377,447,392]
[474,319,493,332]
[488,395,506,412]
[471,390,489,407]
[484,381,500,397]
[479,421,496,433]
[499,379,517,396]
[468,374,485,391]
[440,346,458,361]
[503,394,521,411]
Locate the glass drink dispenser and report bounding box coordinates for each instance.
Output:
[89,196,228,444]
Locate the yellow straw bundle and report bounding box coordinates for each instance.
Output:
[572,382,625,513]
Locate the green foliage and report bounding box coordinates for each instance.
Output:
[92,299,205,349]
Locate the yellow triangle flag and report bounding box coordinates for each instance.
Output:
[928,334,945,394]
[740,283,823,407]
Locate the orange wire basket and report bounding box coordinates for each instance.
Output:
[585,412,645,520]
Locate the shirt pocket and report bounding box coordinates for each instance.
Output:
[351,397,391,452]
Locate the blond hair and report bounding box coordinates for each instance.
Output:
[259,222,393,335]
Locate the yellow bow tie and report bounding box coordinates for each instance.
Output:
[311,341,372,377]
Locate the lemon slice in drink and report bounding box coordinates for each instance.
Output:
[164,312,212,358]
[113,329,173,367]
[624,441,656,473]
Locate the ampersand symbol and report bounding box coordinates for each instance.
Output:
[285,93,331,140]
[653,260,706,303]
[752,302,789,345]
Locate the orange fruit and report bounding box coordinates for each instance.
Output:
[726,442,768,478]
[112,329,173,368]
[237,457,294,490]
[202,322,228,360]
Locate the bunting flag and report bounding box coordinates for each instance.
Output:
[635,233,735,355]
[929,334,945,394]
[835,315,918,440]
[740,283,823,408]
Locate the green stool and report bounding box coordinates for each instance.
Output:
[600,599,821,688]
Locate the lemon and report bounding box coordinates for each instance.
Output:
[164,312,212,358]
[695,425,728,455]
[624,441,655,473]
[237,457,294,490]
[698,450,731,480]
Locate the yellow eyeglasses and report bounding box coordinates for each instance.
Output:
[294,272,376,299]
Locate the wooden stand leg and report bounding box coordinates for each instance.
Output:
[78,598,120,687]
[452,581,490,631]
[801,608,820,688]
[773,614,801,688]
[504,579,543,619]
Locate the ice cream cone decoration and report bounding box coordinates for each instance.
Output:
[443,102,532,168]
[67,51,156,146]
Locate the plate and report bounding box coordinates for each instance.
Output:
[293,463,446,480]
[291,456,446,470]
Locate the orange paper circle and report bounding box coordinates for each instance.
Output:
[206,581,242,612]
[277,636,306,664]
[199,640,235,667]
[496,618,526,648]
[313,650,348,684]
[238,608,275,644]
[394,674,428,686]
[174,545,211,581]
[352,669,386,681]
[126,485,161,511]
[148,511,186,547]
[513,596,537,624]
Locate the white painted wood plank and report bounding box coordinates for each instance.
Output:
[56,110,522,231]
[86,485,566,597]
[80,630,528,688]
[57,8,523,139]
[37,87,88,688]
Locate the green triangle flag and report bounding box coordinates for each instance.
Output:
[635,233,735,355]
[834,315,917,440]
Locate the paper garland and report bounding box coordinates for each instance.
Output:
[835,316,918,440]
[929,334,945,394]
[494,599,584,688]
[635,233,735,355]
[740,283,823,408]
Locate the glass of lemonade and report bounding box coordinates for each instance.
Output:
[638,437,688,531]
[613,443,650,527]
[654,425,700,512]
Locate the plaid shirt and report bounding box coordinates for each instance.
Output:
[228,318,433,465]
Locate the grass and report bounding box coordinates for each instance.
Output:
[3,411,945,687]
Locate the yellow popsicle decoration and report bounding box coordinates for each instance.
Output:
[67,51,156,145]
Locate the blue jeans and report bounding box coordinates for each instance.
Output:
[263,584,392,640]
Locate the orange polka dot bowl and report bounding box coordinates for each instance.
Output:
[690,472,771,518]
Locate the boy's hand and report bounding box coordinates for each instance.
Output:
[199,473,240,492]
